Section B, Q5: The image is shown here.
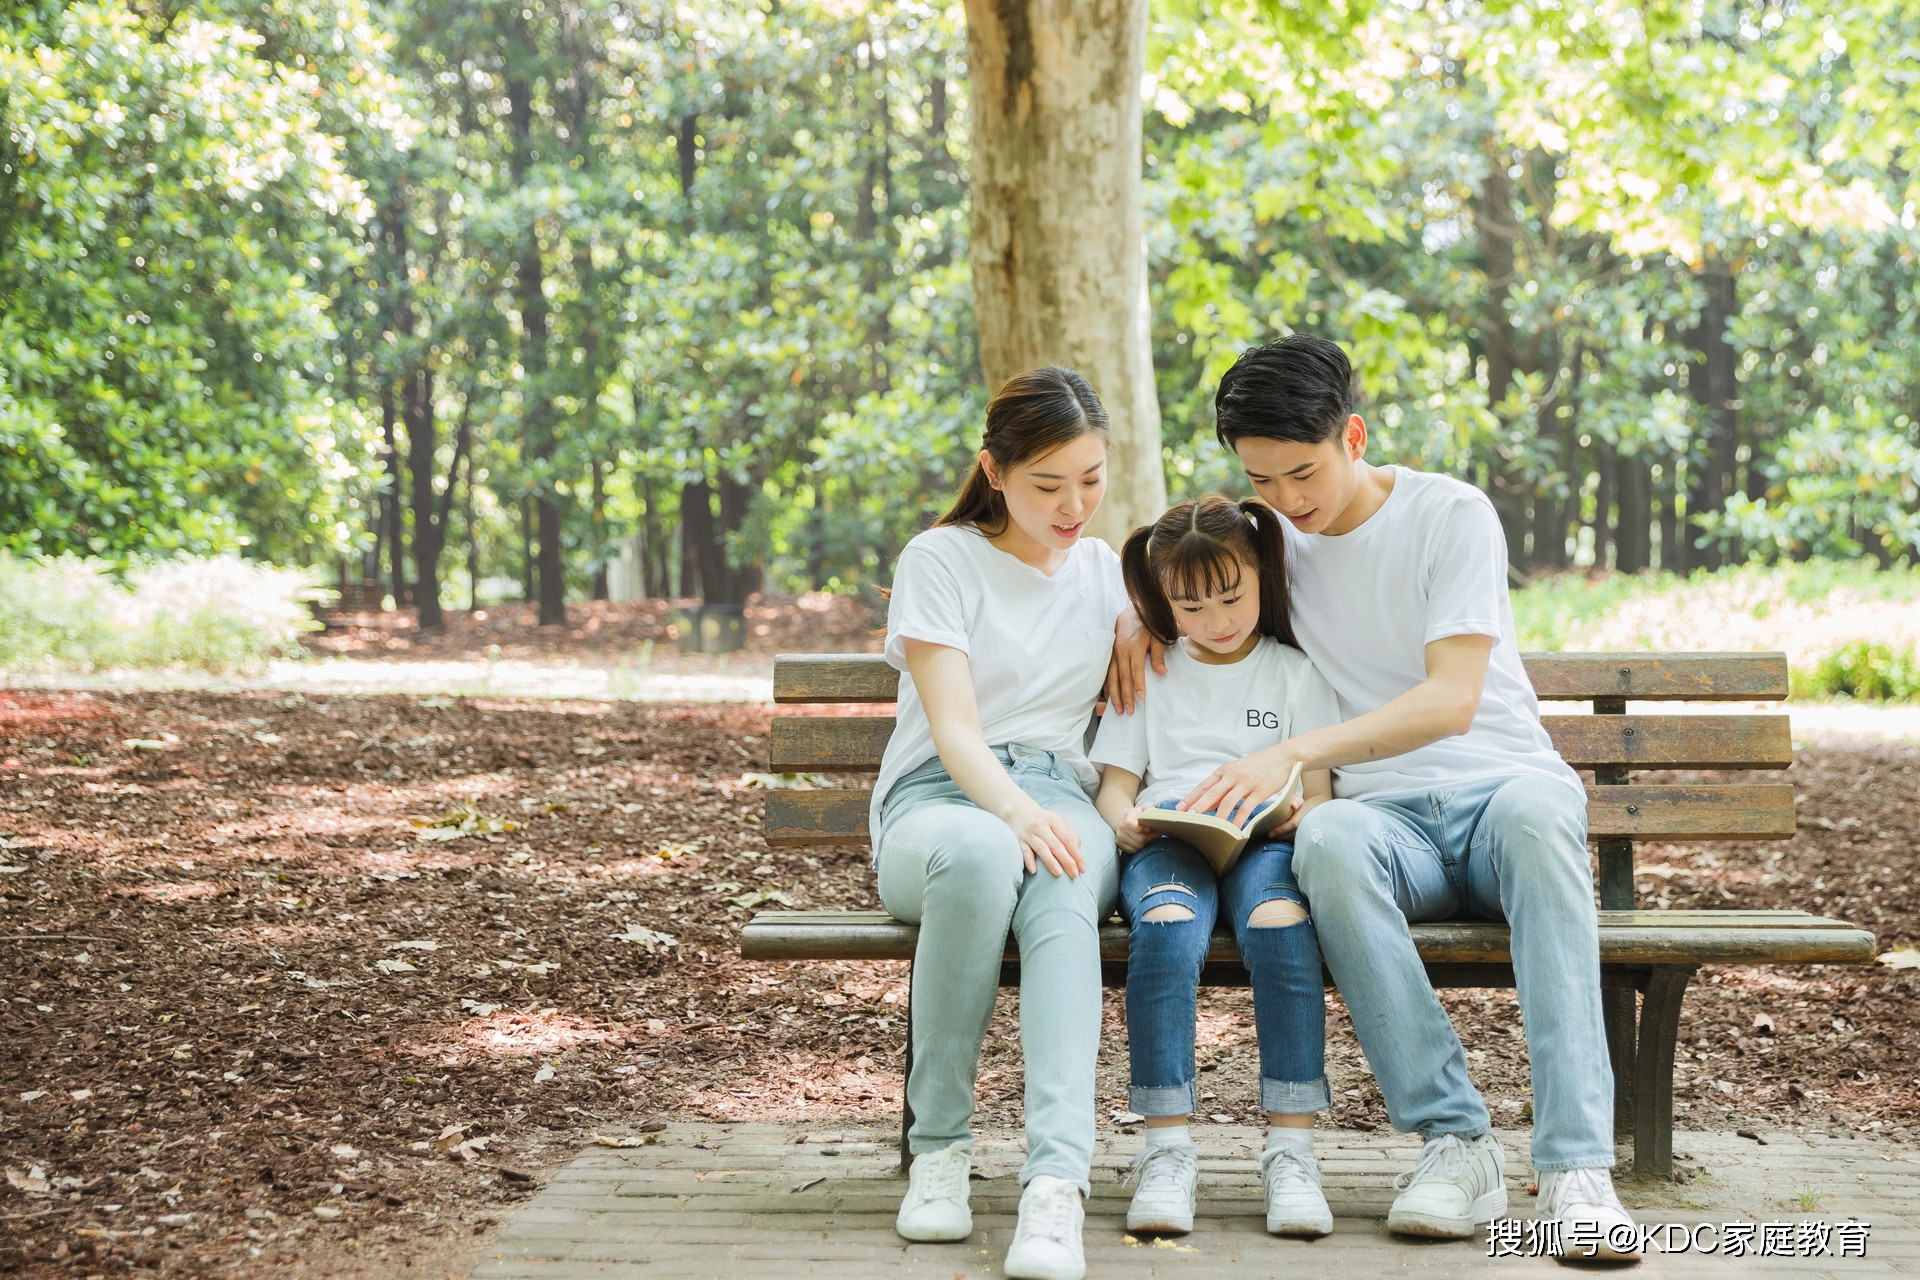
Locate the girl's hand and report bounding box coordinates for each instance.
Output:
[1006,803,1087,878]
[1113,804,1152,854]
[1267,792,1326,837]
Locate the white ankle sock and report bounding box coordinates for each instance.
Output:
[1266,1126,1313,1153]
[1144,1124,1191,1149]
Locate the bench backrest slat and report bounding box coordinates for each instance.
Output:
[772,651,1791,705]
[762,781,1795,846]
[770,712,1793,773]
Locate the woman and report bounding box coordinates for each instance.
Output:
[875,367,1127,1280]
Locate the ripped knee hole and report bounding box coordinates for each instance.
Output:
[1247,899,1308,928]
[1141,883,1197,923]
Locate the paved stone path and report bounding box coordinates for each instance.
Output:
[470,1122,1920,1279]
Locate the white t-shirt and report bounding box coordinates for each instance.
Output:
[1088,636,1342,810]
[1281,466,1581,800]
[873,524,1130,837]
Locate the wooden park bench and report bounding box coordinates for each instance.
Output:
[739,651,1876,1177]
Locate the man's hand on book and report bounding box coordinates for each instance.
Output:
[1181,745,1306,832]
[1005,802,1087,878]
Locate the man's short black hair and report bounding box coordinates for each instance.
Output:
[1213,333,1354,448]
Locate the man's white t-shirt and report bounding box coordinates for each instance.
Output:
[1088,636,1342,810]
[1281,466,1580,800]
[873,524,1129,838]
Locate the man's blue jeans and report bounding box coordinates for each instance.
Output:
[1292,773,1614,1171]
[1119,823,1331,1118]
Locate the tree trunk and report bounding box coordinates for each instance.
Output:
[406,364,444,630]
[1471,151,1529,567]
[1593,437,1612,572]
[1615,456,1650,574]
[964,0,1164,544]
[590,461,608,602]
[521,495,534,602]
[682,477,719,602]
[1686,253,1739,571]
[508,66,566,627]
[1659,465,1682,572]
[465,445,479,612]
[380,382,406,607]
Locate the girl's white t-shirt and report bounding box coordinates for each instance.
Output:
[1280,465,1581,800]
[873,524,1129,838]
[1088,636,1342,809]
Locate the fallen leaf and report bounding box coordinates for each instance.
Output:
[791,1175,825,1193]
[1752,1012,1776,1035]
[6,1165,50,1194]
[69,1089,92,1102]
[19,1090,46,1103]
[1207,1113,1234,1123]
[1877,948,1920,970]
[593,1133,659,1148]
[497,1167,534,1184]
[533,1065,556,1083]
[330,1145,359,1160]
[389,940,440,951]
[610,924,677,953]
[459,999,501,1017]
[155,1213,192,1227]
[1109,1110,1144,1126]
[312,1205,342,1220]
[375,958,417,974]
[0,865,28,874]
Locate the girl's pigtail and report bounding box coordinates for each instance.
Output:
[1121,522,1179,646]
[1239,499,1299,649]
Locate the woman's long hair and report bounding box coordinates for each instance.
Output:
[1120,496,1297,649]
[933,367,1111,533]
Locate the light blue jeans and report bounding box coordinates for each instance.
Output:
[875,745,1119,1194]
[1292,773,1614,1171]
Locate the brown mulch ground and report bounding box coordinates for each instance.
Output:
[0,689,1915,1278]
[304,593,882,663]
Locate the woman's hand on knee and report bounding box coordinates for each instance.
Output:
[1004,803,1086,878]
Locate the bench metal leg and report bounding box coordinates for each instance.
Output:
[1603,987,1637,1135]
[1631,964,1696,1179]
[899,959,916,1175]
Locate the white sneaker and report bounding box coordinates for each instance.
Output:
[1259,1143,1333,1237]
[1386,1133,1507,1238]
[1124,1143,1198,1233]
[1536,1167,1640,1262]
[1004,1174,1085,1280]
[895,1140,972,1242]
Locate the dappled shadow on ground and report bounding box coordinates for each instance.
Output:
[306,591,882,664]
[0,694,1914,1277]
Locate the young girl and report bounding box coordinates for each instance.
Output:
[1090,495,1342,1238]
[875,367,1129,1280]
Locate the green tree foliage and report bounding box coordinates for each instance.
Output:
[0,1,391,560]
[4,0,1919,593]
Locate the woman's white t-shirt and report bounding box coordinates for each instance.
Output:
[1088,636,1342,810]
[1280,466,1581,800]
[873,524,1129,839]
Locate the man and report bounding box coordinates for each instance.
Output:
[1120,334,1637,1262]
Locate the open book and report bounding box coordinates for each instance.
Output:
[1135,762,1305,875]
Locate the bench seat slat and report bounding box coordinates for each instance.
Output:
[772,652,1792,705]
[761,784,1797,846]
[739,910,1876,968]
[769,713,1794,773]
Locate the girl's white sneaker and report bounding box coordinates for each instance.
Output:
[1259,1143,1334,1237]
[1125,1143,1199,1233]
[1004,1175,1085,1280]
[895,1141,972,1242]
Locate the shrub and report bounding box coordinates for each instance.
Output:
[1794,641,1920,702]
[0,555,325,673]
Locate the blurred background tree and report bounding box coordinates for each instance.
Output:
[3,0,1917,619]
